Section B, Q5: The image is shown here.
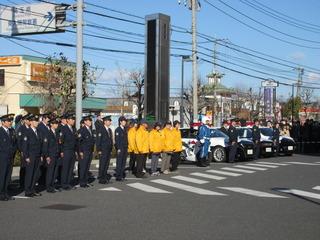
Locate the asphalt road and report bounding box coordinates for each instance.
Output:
[1,154,319,240]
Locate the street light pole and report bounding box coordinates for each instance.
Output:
[76,0,83,129]
[191,0,198,123]
[180,57,185,127]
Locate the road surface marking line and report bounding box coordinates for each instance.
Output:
[285,162,320,166]
[221,167,255,173]
[151,179,226,196]
[171,175,209,184]
[257,162,289,166]
[234,165,267,171]
[190,172,226,180]
[127,183,172,193]
[246,163,278,168]
[277,189,320,200]
[206,169,242,177]
[99,187,122,191]
[178,166,209,169]
[13,196,30,199]
[218,187,287,198]
[312,186,320,191]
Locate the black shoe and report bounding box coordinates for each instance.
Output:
[33,192,42,197]
[80,184,90,188]
[99,180,107,184]
[25,193,34,197]
[47,189,56,193]
[0,195,8,201]
[63,186,72,191]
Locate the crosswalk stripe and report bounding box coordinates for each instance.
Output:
[206,169,242,177]
[285,162,320,166]
[221,167,255,173]
[171,176,209,184]
[13,196,30,199]
[127,183,172,193]
[246,163,278,168]
[234,165,267,171]
[218,187,287,198]
[190,172,226,180]
[151,179,226,196]
[257,161,289,166]
[276,189,320,200]
[312,186,320,191]
[99,187,122,191]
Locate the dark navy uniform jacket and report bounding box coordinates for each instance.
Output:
[96,126,113,152]
[114,126,128,151]
[272,128,280,142]
[21,128,42,159]
[220,126,228,136]
[59,125,77,152]
[43,129,60,159]
[0,126,16,158]
[78,126,95,153]
[37,122,51,157]
[228,126,238,143]
[16,124,28,152]
[252,126,261,142]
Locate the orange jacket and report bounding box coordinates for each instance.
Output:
[128,127,138,153]
[161,127,174,152]
[149,129,164,153]
[135,126,150,154]
[172,128,182,152]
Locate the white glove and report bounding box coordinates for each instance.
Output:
[200,139,205,144]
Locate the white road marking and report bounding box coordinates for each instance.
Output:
[246,163,278,168]
[221,167,255,173]
[277,189,320,200]
[190,172,226,180]
[234,165,267,171]
[285,162,320,166]
[99,187,122,191]
[151,179,226,196]
[312,186,320,191]
[178,166,210,169]
[257,161,289,166]
[127,183,172,193]
[171,175,209,184]
[206,169,242,177]
[13,196,30,199]
[219,187,287,198]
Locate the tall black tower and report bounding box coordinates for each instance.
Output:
[145,13,170,123]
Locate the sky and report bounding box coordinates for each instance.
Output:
[0,0,320,100]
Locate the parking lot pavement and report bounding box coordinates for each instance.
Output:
[1,154,320,240]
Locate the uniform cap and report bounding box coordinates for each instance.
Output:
[0,114,15,122]
[66,113,76,120]
[222,120,228,124]
[41,112,52,119]
[28,114,39,121]
[49,118,60,124]
[102,115,112,121]
[82,115,93,121]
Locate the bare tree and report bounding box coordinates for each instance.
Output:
[300,87,314,105]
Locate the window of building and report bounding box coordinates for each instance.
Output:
[0,69,4,86]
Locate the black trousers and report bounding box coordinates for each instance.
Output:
[273,140,280,156]
[170,152,181,171]
[46,157,57,190]
[254,142,260,160]
[136,154,147,177]
[128,153,136,173]
[228,143,237,163]
[98,149,112,181]
[115,149,127,180]
[24,156,40,195]
[0,153,13,196]
[79,151,93,186]
[19,153,26,188]
[61,150,76,188]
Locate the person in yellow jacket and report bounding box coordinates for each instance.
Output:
[161,121,174,174]
[149,122,164,176]
[127,119,138,174]
[135,119,149,178]
[171,120,182,172]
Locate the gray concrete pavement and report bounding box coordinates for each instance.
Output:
[1,154,320,240]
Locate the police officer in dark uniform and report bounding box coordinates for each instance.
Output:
[114,116,128,181]
[59,113,77,190]
[252,119,261,160]
[94,112,104,132]
[43,118,61,193]
[21,114,43,197]
[55,114,67,187]
[227,119,238,163]
[0,114,17,201]
[16,113,31,188]
[220,120,229,136]
[78,115,95,188]
[96,115,113,184]
[272,122,280,157]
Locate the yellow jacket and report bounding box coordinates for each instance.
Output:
[128,127,138,153]
[149,129,164,153]
[162,127,175,152]
[135,126,150,154]
[172,128,182,152]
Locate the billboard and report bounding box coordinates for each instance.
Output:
[264,88,273,118]
[0,56,21,66]
[0,3,64,36]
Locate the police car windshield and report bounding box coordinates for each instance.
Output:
[238,128,253,138]
[210,129,228,138]
[260,128,273,137]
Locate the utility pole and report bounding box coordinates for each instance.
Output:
[75,0,83,129]
[291,84,295,125]
[191,0,198,123]
[295,67,304,97]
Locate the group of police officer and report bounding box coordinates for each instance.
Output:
[0,112,184,200]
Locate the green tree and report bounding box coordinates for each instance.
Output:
[282,97,302,119]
